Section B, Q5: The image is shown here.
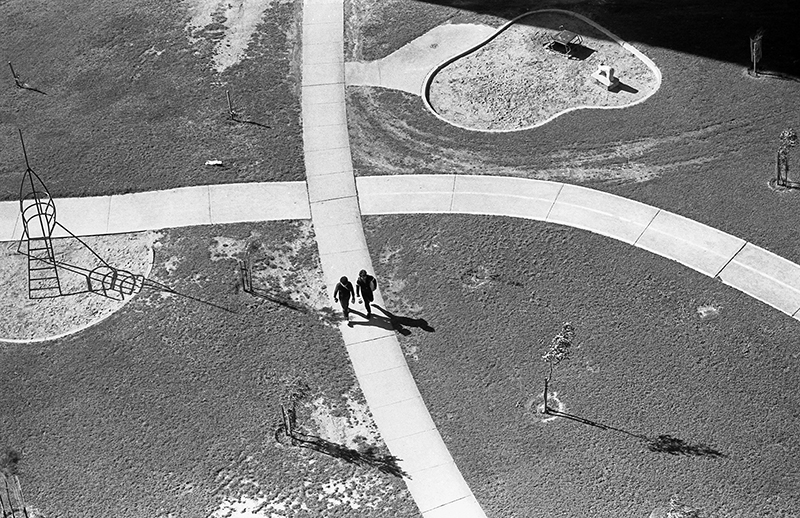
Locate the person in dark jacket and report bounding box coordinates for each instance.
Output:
[333,276,355,321]
[356,269,377,318]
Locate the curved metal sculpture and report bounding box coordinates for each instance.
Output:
[15,130,144,301]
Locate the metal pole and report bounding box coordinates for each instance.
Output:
[226,90,234,119]
[18,129,30,171]
[8,61,20,87]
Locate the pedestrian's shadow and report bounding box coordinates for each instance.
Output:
[347,305,434,336]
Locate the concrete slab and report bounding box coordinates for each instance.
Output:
[345,62,382,88]
[340,316,396,344]
[316,247,372,286]
[304,42,344,66]
[307,171,356,203]
[423,496,487,518]
[54,196,113,236]
[357,175,455,215]
[107,186,211,234]
[208,182,310,224]
[304,147,352,177]
[0,201,22,242]
[452,175,562,220]
[717,243,800,317]
[546,184,659,244]
[302,62,345,86]
[635,210,746,278]
[301,83,346,107]
[346,335,410,377]
[303,123,351,152]
[368,396,436,441]
[356,365,422,409]
[302,101,347,128]
[345,24,496,96]
[404,462,474,514]
[310,197,362,228]
[313,220,365,254]
[385,428,454,473]
[302,22,343,45]
[303,3,343,25]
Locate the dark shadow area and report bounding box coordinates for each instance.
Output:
[646,434,724,457]
[232,116,271,129]
[414,0,800,76]
[544,408,724,458]
[566,44,595,61]
[142,279,237,313]
[610,80,638,94]
[347,304,435,335]
[276,403,409,478]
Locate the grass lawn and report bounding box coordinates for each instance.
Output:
[345,0,800,262]
[0,0,304,201]
[0,222,417,518]
[365,214,800,518]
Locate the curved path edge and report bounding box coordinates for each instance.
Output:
[301,1,489,517]
[357,174,800,321]
[421,8,663,133]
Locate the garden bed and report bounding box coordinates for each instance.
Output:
[427,11,659,130]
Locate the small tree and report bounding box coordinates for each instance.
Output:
[540,322,575,413]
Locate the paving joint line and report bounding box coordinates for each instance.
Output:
[368,393,425,411]
[105,195,113,233]
[309,194,358,204]
[713,240,749,279]
[421,494,473,514]
[344,333,396,347]
[544,183,564,222]
[448,174,457,212]
[633,208,661,246]
[206,186,213,225]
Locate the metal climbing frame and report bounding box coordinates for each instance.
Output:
[17,131,62,299]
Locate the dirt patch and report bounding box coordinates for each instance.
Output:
[0,232,158,342]
[428,12,659,130]
[184,0,286,73]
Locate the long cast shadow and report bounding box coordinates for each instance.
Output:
[347,304,434,335]
[545,408,724,458]
[413,0,800,77]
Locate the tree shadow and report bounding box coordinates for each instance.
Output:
[347,304,435,335]
[276,404,409,478]
[544,408,724,458]
[233,116,271,129]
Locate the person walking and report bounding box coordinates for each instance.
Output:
[333,276,355,321]
[356,269,377,318]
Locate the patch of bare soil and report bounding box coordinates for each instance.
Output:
[184,0,288,73]
[0,232,158,342]
[429,12,658,130]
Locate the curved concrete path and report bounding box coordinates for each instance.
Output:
[1,3,797,517]
[356,175,800,321]
[2,177,797,322]
[300,1,488,517]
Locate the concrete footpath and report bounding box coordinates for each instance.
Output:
[357,175,800,321]
[301,1,489,517]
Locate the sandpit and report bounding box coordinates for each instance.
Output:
[0,232,158,342]
[426,10,661,131]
